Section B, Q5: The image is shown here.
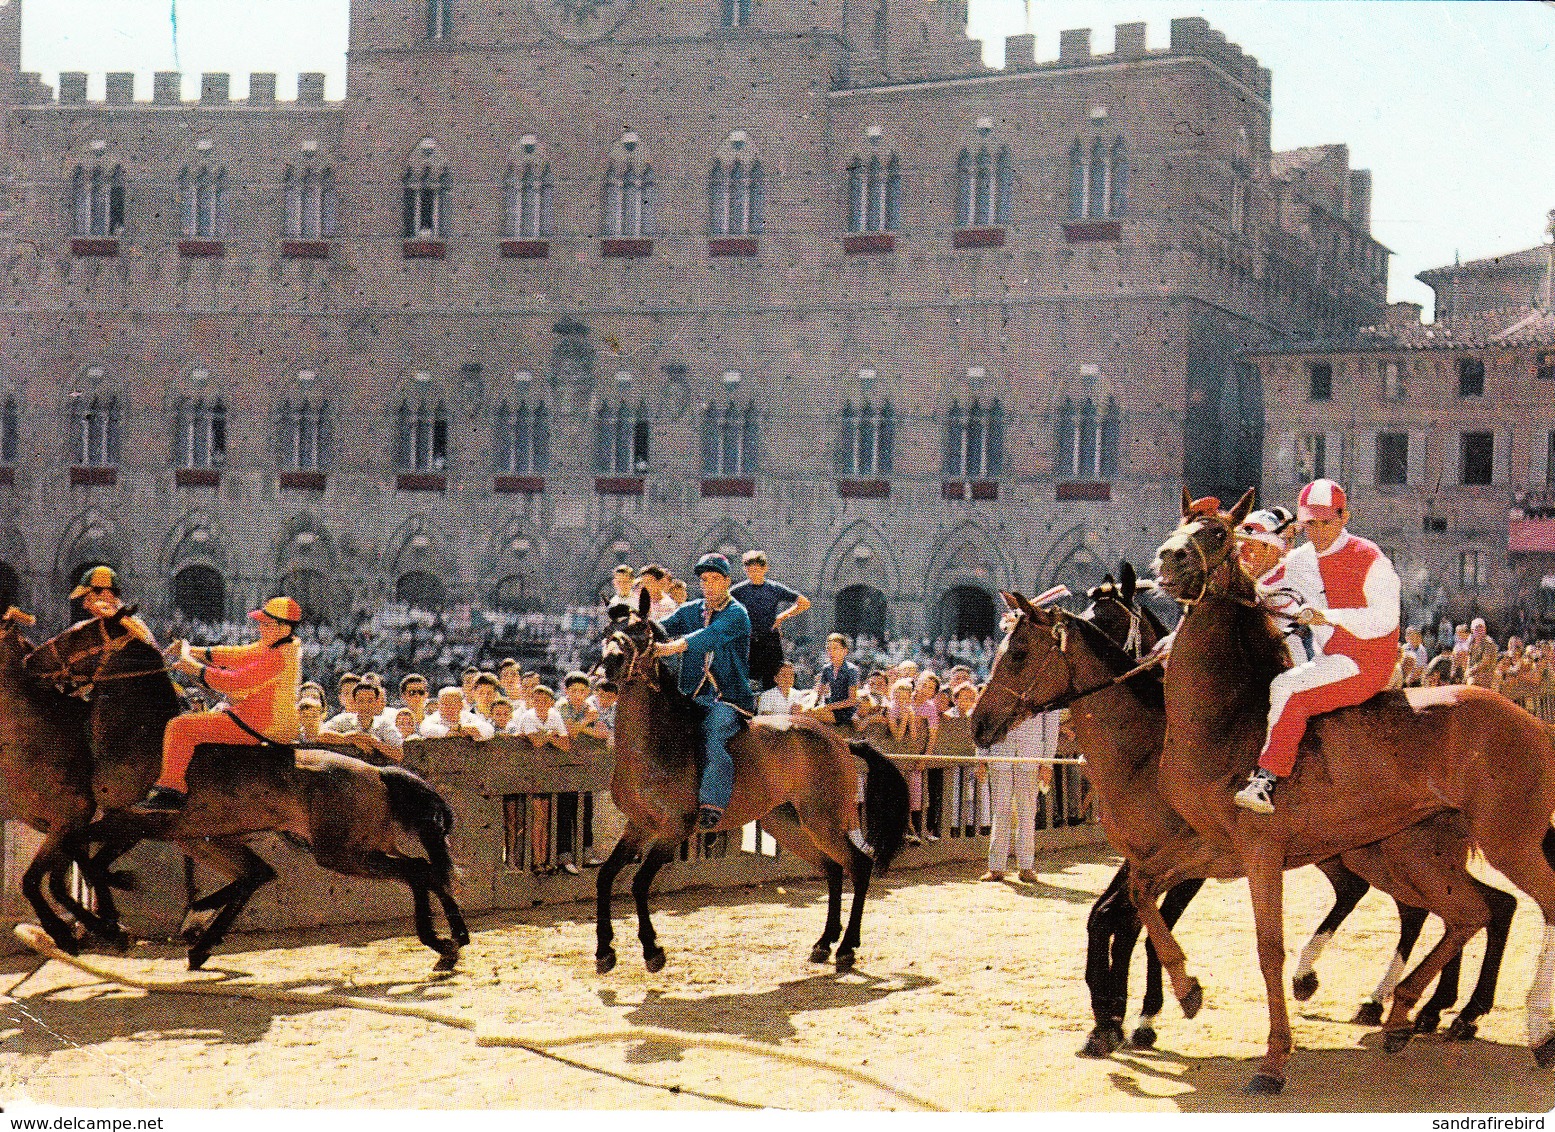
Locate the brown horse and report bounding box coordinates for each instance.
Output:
[0,607,134,952]
[1152,488,1555,1093]
[595,591,910,974]
[1082,572,1515,1046]
[30,608,469,972]
[973,581,1523,1092]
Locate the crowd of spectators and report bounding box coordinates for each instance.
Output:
[1396,617,1555,718]
[1510,490,1555,520]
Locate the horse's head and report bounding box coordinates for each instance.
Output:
[1153,487,1256,604]
[971,591,1078,748]
[599,588,664,687]
[23,604,140,690]
[0,606,37,665]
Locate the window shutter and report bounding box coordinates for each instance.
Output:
[1406,429,1428,487]
[1350,431,1375,487]
[1494,429,1512,484]
[1323,431,1345,483]
[1531,429,1552,488]
[1272,431,1297,485]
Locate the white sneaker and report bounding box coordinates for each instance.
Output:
[559,856,581,875]
[1234,771,1276,815]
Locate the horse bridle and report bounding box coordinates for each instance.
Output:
[1089,590,1148,658]
[29,619,167,694]
[1167,518,1303,625]
[982,609,1165,720]
[605,625,657,686]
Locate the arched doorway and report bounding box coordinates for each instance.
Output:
[490,574,538,613]
[397,570,446,612]
[0,561,18,611]
[280,568,331,625]
[834,584,888,643]
[172,564,225,623]
[935,585,996,642]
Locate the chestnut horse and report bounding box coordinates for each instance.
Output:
[0,607,134,952]
[595,591,909,974]
[30,609,468,972]
[1071,573,1513,1053]
[1152,488,1555,1093]
[973,582,1521,1091]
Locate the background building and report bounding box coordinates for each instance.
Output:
[0,0,1385,645]
[1251,229,1555,636]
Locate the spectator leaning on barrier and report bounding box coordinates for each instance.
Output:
[491,697,515,734]
[757,661,808,715]
[297,694,324,744]
[730,551,811,692]
[324,673,360,732]
[811,633,862,727]
[559,672,608,869]
[399,673,430,726]
[418,687,494,740]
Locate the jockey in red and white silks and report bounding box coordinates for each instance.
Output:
[1237,507,1307,666]
[1235,480,1401,814]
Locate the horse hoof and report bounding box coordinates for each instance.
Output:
[1129,1025,1158,1049]
[433,950,459,973]
[1446,1017,1478,1042]
[187,949,210,971]
[1533,1033,1555,1069]
[1179,978,1203,1020]
[1291,971,1319,1002]
[1352,1001,1385,1027]
[835,949,856,972]
[644,947,667,973]
[48,931,80,957]
[810,943,832,964]
[1413,1012,1441,1035]
[1382,1029,1412,1054]
[596,949,617,975]
[1077,1027,1124,1059]
[1243,1073,1285,1096]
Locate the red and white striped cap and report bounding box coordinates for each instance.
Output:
[1236,510,1286,550]
[1296,478,1347,522]
[1033,584,1071,607]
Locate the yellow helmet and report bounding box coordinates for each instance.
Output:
[69,565,120,600]
[249,596,303,625]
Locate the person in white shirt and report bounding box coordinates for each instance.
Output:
[757,662,809,715]
[320,678,403,762]
[418,687,495,740]
[518,685,570,750]
[321,672,361,734]
[634,564,681,621]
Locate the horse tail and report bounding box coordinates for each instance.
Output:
[849,738,910,876]
[380,765,458,888]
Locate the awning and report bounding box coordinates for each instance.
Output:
[1509,519,1555,554]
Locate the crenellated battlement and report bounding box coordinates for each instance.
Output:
[995,17,1272,103]
[28,71,337,108]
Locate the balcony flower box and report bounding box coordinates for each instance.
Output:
[279,471,327,491]
[1056,481,1111,501]
[709,237,758,257]
[700,477,755,498]
[397,473,446,492]
[501,240,550,259]
[494,475,545,494]
[282,240,331,259]
[843,232,895,255]
[70,466,117,486]
[953,227,1006,249]
[838,478,890,499]
[402,240,446,259]
[178,240,224,258]
[176,468,220,487]
[0,467,13,486]
[71,238,119,257]
[595,476,644,495]
[1061,220,1121,244]
[602,238,653,258]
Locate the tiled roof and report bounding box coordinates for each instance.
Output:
[1245,305,1555,356]
[1418,244,1549,279]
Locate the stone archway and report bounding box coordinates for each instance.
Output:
[171,564,225,622]
[834,583,889,643]
[933,584,997,642]
[397,571,447,612]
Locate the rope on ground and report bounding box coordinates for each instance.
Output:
[12,923,944,1112]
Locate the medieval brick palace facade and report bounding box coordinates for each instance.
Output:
[0,1,1386,641]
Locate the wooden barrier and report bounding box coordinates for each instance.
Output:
[0,731,1103,951]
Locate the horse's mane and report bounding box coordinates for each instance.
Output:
[1063,612,1166,712]
[98,635,182,718]
[1138,602,1171,644]
[1217,553,1293,682]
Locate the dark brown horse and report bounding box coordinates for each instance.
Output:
[1152,488,1555,1093]
[595,591,910,974]
[973,581,1522,1092]
[1077,571,1512,1052]
[0,607,134,952]
[31,609,469,971]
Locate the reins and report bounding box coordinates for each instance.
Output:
[27,618,169,694]
[1166,519,1301,624]
[982,609,1166,719]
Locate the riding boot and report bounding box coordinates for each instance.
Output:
[132,786,186,814]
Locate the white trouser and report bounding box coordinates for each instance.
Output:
[986,760,1042,871]
[1262,650,1361,753]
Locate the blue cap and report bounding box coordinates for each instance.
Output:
[693,553,732,578]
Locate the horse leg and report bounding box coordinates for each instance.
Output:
[595,824,647,974]
[631,841,678,973]
[180,839,277,971]
[757,804,842,962]
[1126,870,1202,1020]
[1134,878,1205,1048]
[1440,880,1517,1041]
[1377,880,1487,1053]
[20,831,82,954]
[1080,864,1132,1057]
[1296,858,1371,1003]
[1243,855,1292,1096]
[1354,904,1427,1026]
[44,857,124,951]
[1478,829,1555,1064]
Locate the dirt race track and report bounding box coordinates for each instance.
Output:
[1,844,1553,1113]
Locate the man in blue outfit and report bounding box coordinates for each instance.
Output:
[729,550,810,691]
[654,553,756,830]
